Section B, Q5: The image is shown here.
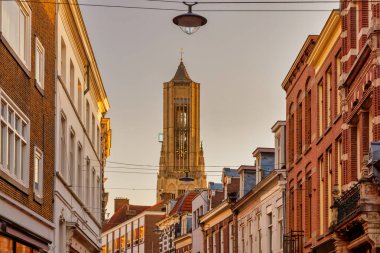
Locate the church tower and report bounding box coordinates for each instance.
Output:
[156,60,206,202]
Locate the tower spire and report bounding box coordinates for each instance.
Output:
[180,48,184,62]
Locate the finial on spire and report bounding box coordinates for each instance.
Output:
[180,48,184,62]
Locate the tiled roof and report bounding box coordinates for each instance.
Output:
[208,182,223,191]
[172,61,192,82]
[223,168,239,178]
[169,191,198,216]
[102,204,150,232]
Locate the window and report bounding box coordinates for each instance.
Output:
[278,206,283,249]
[327,148,333,226]
[86,100,90,131]
[34,147,43,197]
[97,126,100,155]
[220,228,224,253]
[257,214,262,253]
[296,100,302,157]
[305,88,311,146]
[306,174,312,238]
[319,156,324,234]
[1,0,31,68]
[60,113,67,180]
[289,111,295,164]
[336,139,342,195]
[133,227,139,246]
[69,130,75,186]
[139,226,144,244]
[241,226,245,253]
[126,230,131,248]
[326,68,332,126]
[120,227,126,252]
[297,181,303,231]
[249,221,253,253]
[228,223,233,253]
[70,60,75,100]
[336,53,342,115]
[60,38,66,82]
[289,187,295,231]
[78,81,82,117]
[206,236,210,253]
[268,212,273,253]
[35,38,45,89]
[92,114,95,144]
[92,167,95,211]
[86,158,90,206]
[77,144,82,199]
[212,232,216,253]
[318,80,324,136]
[0,91,29,187]
[114,229,120,253]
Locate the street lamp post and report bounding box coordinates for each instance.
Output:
[173,2,207,35]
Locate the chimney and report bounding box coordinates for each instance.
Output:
[114,197,129,213]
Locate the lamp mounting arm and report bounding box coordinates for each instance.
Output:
[183,1,198,13]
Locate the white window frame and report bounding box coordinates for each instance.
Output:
[0,89,30,187]
[0,0,32,69]
[34,146,43,197]
[35,37,45,89]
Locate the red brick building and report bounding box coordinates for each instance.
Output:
[0,0,56,251]
[282,10,343,252]
[330,0,380,252]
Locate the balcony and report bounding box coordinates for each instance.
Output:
[335,183,360,224]
[284,230,304,253]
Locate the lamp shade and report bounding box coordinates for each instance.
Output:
[173,9,207,35]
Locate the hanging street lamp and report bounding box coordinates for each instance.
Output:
[179,171,195,182]
[173,2,207,35]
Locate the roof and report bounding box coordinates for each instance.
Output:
[271,120,286,133]
[281,35,319,90]
[237,165,256,173]
[208,182,223,191]
[222,168,239,178]
[172,61,192,82]
[169,191,198,216]
[102,204,150,232]
[252,147,275,157]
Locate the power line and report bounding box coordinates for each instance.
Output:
[0,0,347,12]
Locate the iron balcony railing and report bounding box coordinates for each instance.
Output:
[284,230,304,253]
[335,183,360,224]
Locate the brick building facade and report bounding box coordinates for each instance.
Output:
[282,10,342,252]
[0,0,56,251]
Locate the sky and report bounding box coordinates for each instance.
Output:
[79,0,338,217]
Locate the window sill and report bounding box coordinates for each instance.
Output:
[34,193,43,205]
[34,79,45,96]
[316,234,325,241]
[0,169,29,195]
[323,125,332,136]
[303,145,311,155]
[333,113,342,124]
[0,33,31,78]
[316,135,323,145]
[295,154,303,164]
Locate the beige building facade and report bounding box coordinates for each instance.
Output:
[156,61,206,202]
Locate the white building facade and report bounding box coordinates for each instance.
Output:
[191,190,208,253]
[233,121,286,253]
[54,1,110,252]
